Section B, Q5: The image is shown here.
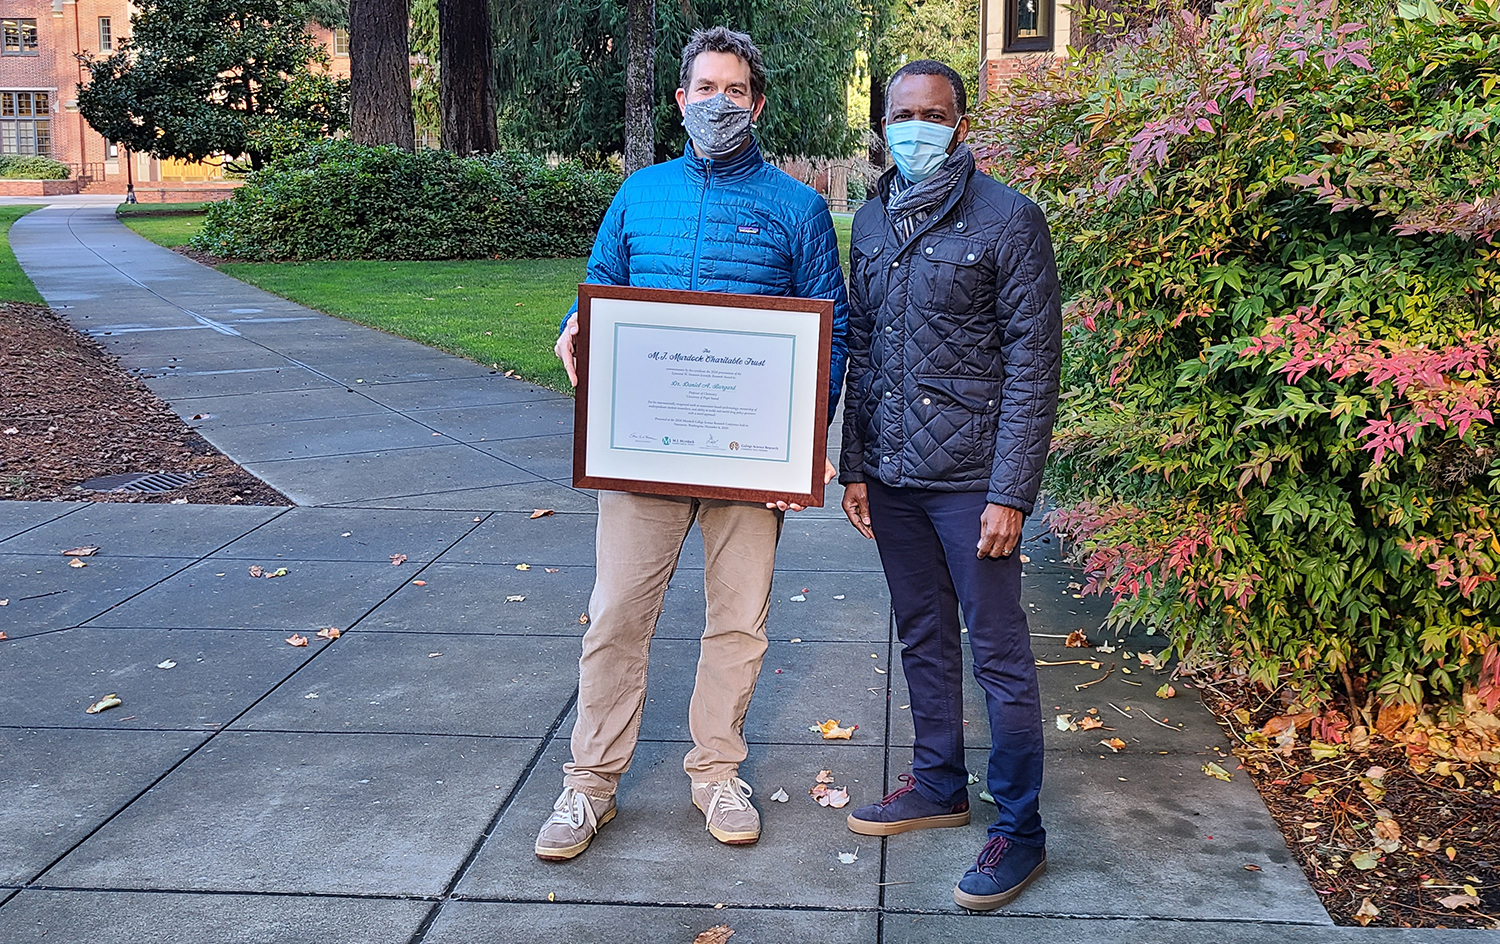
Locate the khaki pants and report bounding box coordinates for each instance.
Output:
[563,490,782,799]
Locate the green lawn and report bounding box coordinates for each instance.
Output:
[0,205,43,303]
[221,258,587,391]
[120,212,205,248]
[121,208,858,394]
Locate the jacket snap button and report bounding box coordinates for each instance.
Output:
[871,246,881,255]
[987,399,996,407]
[884,326,892,333]
[924,247,933,255]
[891,261,899,268]
[921,397,931,405]
[884,391,892,398]
[882,456,891,462]
[956,221,965,230]
[966,253,976,261]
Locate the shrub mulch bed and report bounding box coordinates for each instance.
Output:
[1196,677,1499,930]
[0,302,288,506]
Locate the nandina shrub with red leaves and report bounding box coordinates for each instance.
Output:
[970,0,1500,704]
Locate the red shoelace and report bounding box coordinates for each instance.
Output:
[975,835,1011,874]
[877,773,918,806]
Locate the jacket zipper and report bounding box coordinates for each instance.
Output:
[691,159,712,291]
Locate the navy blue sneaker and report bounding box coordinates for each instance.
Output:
[846,774,970,836]
[953,835,1047,910]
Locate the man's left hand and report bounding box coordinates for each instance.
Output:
[768,458,837,512]
[976,503,1023,558]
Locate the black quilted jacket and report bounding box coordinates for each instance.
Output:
[838,164,1062,515]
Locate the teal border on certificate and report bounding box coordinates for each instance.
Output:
[609,322,797,463]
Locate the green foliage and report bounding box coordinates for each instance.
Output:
[78,0,349,171]
[191,140,621,260]
[972,0,1500,704]
[492,0,861,160]
[873,0,981,105]
[0,156,70,180]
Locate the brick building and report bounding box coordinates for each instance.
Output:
[0,1,348,196]
[978,0,1076,97]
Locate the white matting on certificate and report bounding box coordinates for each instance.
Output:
[573,284,833,506]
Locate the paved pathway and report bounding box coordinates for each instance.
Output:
[0,208,1472,941]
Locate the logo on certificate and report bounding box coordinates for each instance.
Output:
[729,441,740,451]
[662,436,671,445]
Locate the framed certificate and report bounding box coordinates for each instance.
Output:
[573,284,834,507]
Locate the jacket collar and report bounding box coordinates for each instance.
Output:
[682,137,765,184]
[876,162,973,255]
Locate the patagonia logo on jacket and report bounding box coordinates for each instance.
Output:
[737,224,761,234]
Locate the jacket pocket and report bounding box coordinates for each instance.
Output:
[912,237,985,313]
[911,375,1000,478]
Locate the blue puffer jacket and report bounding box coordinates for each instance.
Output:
[566,140,849,411]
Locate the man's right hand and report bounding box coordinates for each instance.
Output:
[841,482,874,540]
[556,313,580,387]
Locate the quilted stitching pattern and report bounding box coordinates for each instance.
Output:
[839,166,1062,515]
[567,140,849,411]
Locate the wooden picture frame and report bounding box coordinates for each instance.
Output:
[573,284,834,507]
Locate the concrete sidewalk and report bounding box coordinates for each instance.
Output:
[0,208,1469,942]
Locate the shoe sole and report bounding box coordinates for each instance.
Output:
[534,807,616,861]
[692,799,760,845]
[952,857,1047,911]
[846,810,971,836]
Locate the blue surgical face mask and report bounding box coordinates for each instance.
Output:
[885,119,957,183]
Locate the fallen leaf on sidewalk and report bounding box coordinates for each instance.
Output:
[1243,864,1262,872]
[816,770,835,783]
[69,558,87,568]
[412,580,427,586]
[692,925,735,944]
[823,787,850,808]
[1065,630,1090,648]
[316,627,342,640]
[156,660,176,669]
[1156,683,1177,699]
[516,564,530,571]
[530,509,554,519]
[85,693,122,714]
[790,594,806,602]
[1437,892,1479,910]
[1100,737,1126,752]
[1079,716,1105,731]
[0,631,8,639]
[61,546,99,557]
[1353,898,1380,926]
[249,565,264,577]
[579,612,589,624]
[812,720,855,739]
[770,788,789,802]
[286,634,309,647]
[1095,642,1116,653]
[545,568,559,573]
[1056,714,1077,732]
[838,850,859,864]
[1202,761,1233,782]
[506,595,525,602]
[390,554,407,566]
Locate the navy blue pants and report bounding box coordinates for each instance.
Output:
[866,480,1046,847]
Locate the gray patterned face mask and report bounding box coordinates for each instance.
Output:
[682,93,754,160]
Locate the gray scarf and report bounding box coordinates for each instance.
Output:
[887,144,974,242]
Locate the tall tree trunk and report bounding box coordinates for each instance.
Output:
[350,0,416,149]
[438,0,498,154]
[622,0,655,174]
[868,64,886,170]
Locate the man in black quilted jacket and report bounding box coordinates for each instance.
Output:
[838,59,1062,911]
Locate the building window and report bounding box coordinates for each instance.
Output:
[99,17,112,51]
[333,28,349,57]
[0,91,52,156]
[1004,0,1053,52]
[2,18,39,55]
[107,140,119,159]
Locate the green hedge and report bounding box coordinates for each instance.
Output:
[191,141,621,261]
[0,156,70,180]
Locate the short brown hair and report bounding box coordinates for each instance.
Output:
[679,27,767,103]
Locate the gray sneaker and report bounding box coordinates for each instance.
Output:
[535,786,615,861]
[691,777,760,845]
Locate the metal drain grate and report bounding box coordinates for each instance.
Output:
[79,472,202,493]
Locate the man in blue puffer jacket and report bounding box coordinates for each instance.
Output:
[537,26,849,862]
